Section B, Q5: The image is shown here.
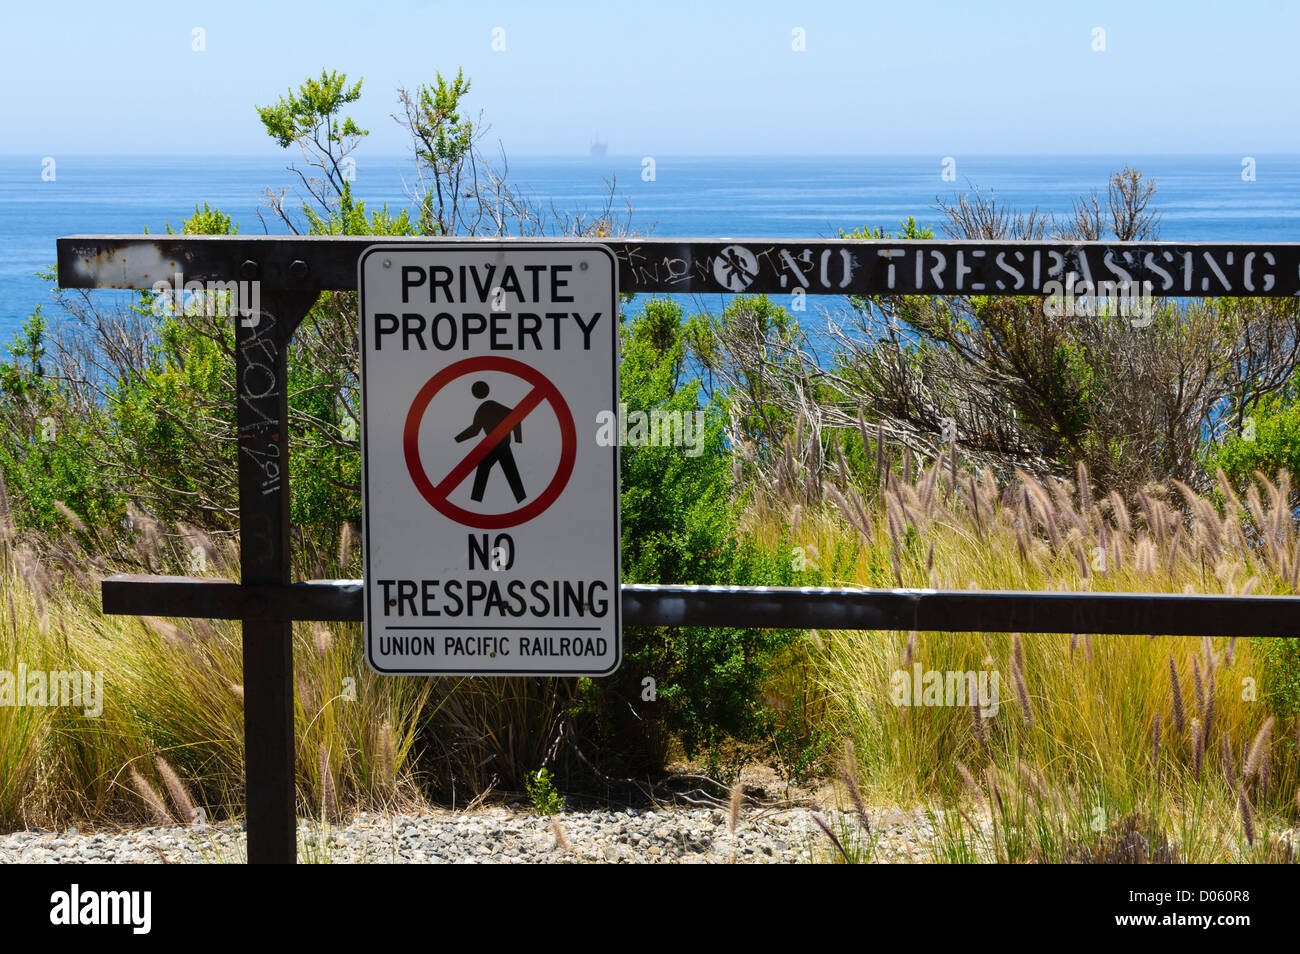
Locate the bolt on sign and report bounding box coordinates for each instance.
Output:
[359,244,621,675]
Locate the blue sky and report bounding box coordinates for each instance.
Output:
[2,0,1297,156]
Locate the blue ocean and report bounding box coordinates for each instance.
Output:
[2,154,1298,344]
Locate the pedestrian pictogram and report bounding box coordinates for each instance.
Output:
[458,380,526,503]
[402,355,577,530]
[359,243,620,676]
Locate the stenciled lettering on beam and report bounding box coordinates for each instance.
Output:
[612,242,1300,297]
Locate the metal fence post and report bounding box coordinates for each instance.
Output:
[235,284,316,864]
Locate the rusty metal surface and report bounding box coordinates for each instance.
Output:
[235,290,317,865]
[58,235,1300,297]
[101,576,1300,637]
[102,575,362,620]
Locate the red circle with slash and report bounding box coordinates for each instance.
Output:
[403,356,576,529]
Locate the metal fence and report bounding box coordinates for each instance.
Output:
[56,234,1300,862]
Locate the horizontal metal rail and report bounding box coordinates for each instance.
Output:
[58,235,1300,297]
[102,575,1300,637]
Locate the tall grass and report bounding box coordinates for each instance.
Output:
[754,460,1300,861]
[7,450,1300,862]
[0,498,571,828]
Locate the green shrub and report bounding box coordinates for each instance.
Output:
[1252,637,1300,721]
[1204,371,1300,502]
[573,299,822,771]
[0,310,122,537]
[525,768,565,815]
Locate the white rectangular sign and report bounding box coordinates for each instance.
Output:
[359,243,620,675]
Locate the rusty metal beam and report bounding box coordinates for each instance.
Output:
[102,575,362,621]
[235,289,317,865]
[101,576,1300,637]
[58,235,1300,297]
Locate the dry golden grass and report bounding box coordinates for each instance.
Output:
[0,513,470,829]
[752,462,1300,861]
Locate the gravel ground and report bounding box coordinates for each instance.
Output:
[0,806,937,864]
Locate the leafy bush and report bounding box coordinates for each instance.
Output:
[572,299,825,771]
[0,309,122,538]
[525,768,565,815]
[1252,637,1300,721]
[1204,369,1300,505]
